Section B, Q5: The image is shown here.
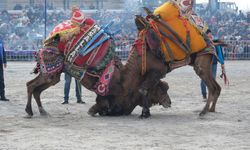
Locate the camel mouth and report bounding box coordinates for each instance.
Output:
[159,95,171,108]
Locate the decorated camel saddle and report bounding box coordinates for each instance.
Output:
[35,7,118,96]
[135,1,215,70]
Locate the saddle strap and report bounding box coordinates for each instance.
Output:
[141,31,147,75]
[136,30,147,75]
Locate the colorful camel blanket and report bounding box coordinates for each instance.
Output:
[35,46,64,75]
[153,2,209,61]
[41,16,115,96]
[94,59,115,96]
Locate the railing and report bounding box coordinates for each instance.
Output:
[5,40,250,61]
[223,40,250,60]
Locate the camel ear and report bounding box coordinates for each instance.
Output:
[43,34,61,46]
[142,7,152,16]
[135,15,149,31]
[53,34,61,43]
[145,28,161,50]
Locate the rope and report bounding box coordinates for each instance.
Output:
[139,30,147,75]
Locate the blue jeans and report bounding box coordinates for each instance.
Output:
[64,73,82,102]
[0,64,5,98]
[200,63,217,98]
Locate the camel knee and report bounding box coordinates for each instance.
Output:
[209,82,221,97]
[193,64,203,76]
[140,70,162,90]
[88,104,99,116]
[216,85,221,96]
[27,85,35,95]
[139,88,148,96]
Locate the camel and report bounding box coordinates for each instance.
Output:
[25,26,171,118]
[89,13,221,118]
[25,6,221,118]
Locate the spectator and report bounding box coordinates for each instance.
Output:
[0,36,9,101]
[13,4,23,10]
[89,3,95,9]
[62,73,85,104]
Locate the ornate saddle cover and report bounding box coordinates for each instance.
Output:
[153,2,207,61]
[41,10,115,96]
[45,18,113,73]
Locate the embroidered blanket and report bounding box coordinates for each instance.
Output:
[36,46,64,75]
[39,11,116,96]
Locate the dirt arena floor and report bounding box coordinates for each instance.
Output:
[0,61,250,150]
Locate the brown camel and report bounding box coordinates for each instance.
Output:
[25,6,172,118]
[87,44,172,117]
[25,46,127,118]
[89,15,221,118]
[25,35,171,118]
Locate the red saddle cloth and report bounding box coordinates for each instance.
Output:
[41,8,115,96]
[47,18,110,68]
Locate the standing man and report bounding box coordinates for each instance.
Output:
[0,36,9,101]
[62,72,85,104]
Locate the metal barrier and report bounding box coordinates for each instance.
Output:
[5,40,250,61]
[223,40,250,60]
[6,50,35,61]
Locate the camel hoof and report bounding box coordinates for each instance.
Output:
[39,107,49,116]
[139,109,151,119]
[24,114,33,119]
[40,111,49,116]
[209,108,215,112]
[139,113,151,119]
[199,110,207,116]
[87,110,96,117]
[25,107,33,117]
[88,105,99,117]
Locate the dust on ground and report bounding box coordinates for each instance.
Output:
[0,61,249,150]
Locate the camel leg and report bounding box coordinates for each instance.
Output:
[33,73,61,116]
[25,74,48,117]
[26,75,42,117]
[139,70,163,118]
[209,77,221,112]
[33,84,50,116]
[139,94,151,118]
[88,104,100,116]
[194,54,220,116]
[88,95,110,116]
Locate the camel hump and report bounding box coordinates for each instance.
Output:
[154,2,207,61]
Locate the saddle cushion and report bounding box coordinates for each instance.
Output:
[154,2,207,61]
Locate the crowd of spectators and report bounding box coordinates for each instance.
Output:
[0,4,138,51]
[0,3,249,59]
[198,9,250,41]
[197,8,250,59]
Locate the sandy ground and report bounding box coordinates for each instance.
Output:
[0,60,250,150]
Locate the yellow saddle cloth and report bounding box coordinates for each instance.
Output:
[154,2,207,61]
